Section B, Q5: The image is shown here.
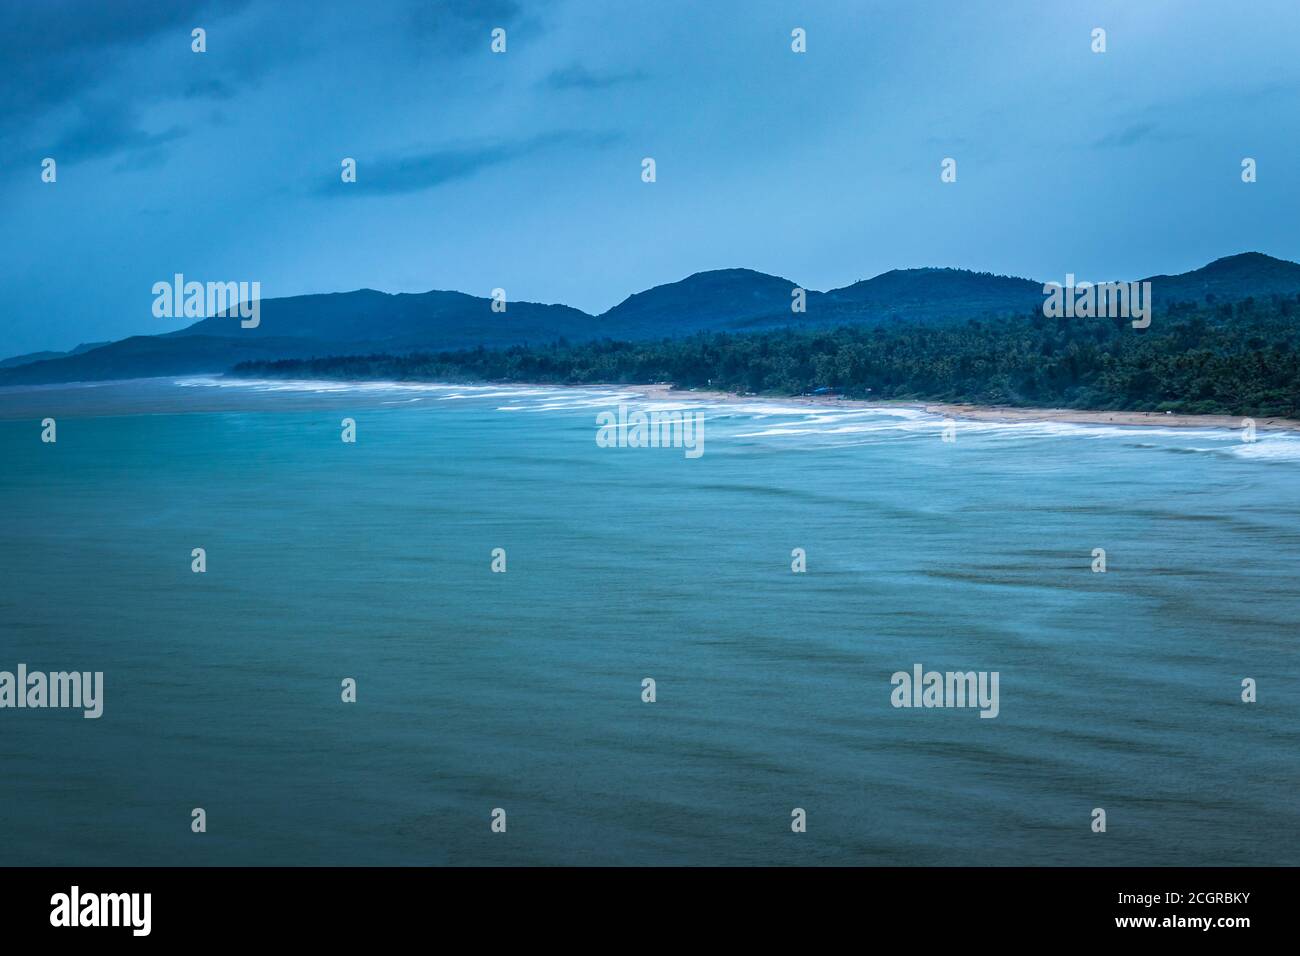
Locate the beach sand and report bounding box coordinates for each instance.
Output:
[2,376,1296,433]
[633,383,1300,432]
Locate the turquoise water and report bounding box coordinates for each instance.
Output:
[1,377,1298,865]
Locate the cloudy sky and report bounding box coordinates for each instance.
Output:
[3,0,1299,355]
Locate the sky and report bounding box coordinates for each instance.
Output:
[3,0,1299,355]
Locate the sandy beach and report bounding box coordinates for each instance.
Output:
[3,376,1297,433]
[633,383,1300,432]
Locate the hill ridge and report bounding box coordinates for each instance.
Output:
[3,251,1297,386]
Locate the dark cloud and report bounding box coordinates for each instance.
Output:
[409,0,523,30]
[405,0,547,55]
[330,130,621,196]
[1,0,563,172]
[0,1,246,128]
[49,102,187,166]
[0,0,249,165]
[1092,123,1158,150]
[542,65,647,91]
[183,78,239,100]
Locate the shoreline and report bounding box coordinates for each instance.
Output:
[628,383,1300,432]
[1,375,1297,433]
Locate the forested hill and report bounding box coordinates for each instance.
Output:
[6,252,1300,386]
[232,294,1300,418]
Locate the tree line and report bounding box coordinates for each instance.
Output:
[233,295,1300,417]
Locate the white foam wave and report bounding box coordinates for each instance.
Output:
[175,377,1299,463]
[1227,439,1300,460]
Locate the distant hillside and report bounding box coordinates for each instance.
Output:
[234,297,1300,418]
[1144,252,1300,307]
[0,341,109,369]
[817,267,1044,325]
[2,292,600,386]
[0,335,331,386]
[599,268,800,335]
[3,252,1298,386]
[597,266,1049,334]
[173,288,596,349]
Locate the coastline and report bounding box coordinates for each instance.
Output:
[629,382,1300,432]
[1,375,1298,433]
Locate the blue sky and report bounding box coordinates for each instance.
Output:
[3,0,1299,355]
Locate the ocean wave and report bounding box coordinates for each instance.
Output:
[1227,439,1300,460]
[172,377,1300,462]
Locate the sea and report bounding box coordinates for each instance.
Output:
[1,376,1297,865]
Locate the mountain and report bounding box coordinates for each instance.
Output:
[3,252,1298,386]
[818,267,1044,325]
[0,341,109,369]
[595,266,1047,335]
[1,292,599,386]
[1144,252,1300,307]
[599,268,800,336]
[0,335,337,386]
[172,289,595,349]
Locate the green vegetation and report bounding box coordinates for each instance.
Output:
[233,296,1300,417]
